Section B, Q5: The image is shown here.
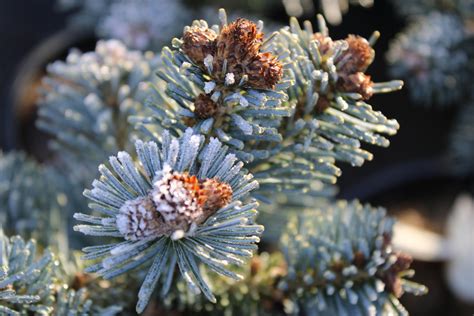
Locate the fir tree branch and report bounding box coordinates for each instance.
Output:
[387,12,470,106]
[0,229,122,315]
[270,15,401,168]
[279,200,427,315]
[0,151,72,252]
[74,128,263,313]
[37,39,159,180]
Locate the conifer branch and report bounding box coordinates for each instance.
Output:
[74,128,263,313]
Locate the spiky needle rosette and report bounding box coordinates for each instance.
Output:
[74,128,263,313]
[279,200,427,316]
[269,15,401,168]
[387,12,469,107]
[139,9,293,163]
[37,39,157,172]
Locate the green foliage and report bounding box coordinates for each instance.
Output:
[0,6,429,315]
[0,151,71,251]
[245,14,402,200]
[163,252,287,316]
[280,200,427,316]
[0,230,121,315]
[37,39,158,180]
[387,12,470,106]
[74,129,263,313]
[0,231,56,315]
[270,16,401,168]
[158,199,429,316]
[140,9,293,163]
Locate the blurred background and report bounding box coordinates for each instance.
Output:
[0,0,473,315]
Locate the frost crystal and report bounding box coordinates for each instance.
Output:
[204,81,216,94]
[204,54,214,68]
[225,72,236,85]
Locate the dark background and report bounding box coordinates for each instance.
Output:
[0,0,471,315]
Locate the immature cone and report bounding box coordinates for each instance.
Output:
[152,166,202,232]
[215,18,282,89]
[335,35,375,99]
[315,96,331,113]
[352,251,366,268]
[194,94,219,119]
[116,196,163,241]
[313,32,334,54]
[151,165,233,233]
[182,18,283,90]
[303,32,375,115]
[215,18,263,66]
[340,35,375,73]
[182,25,217,65]
[383,252,414,298]
[199,178,233,220]
[338,73,374,100]
[247,52,284,90]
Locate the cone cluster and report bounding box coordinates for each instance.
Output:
[117,165,233,240]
